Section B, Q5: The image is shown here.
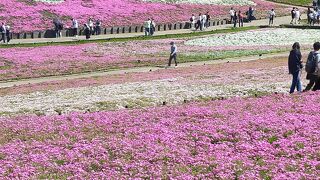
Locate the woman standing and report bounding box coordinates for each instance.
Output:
[288,42,303,94]
[84,24,91,39]
[238,11,244,27]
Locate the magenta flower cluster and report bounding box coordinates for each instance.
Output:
[0,92,319,179]
[0,0,284,32]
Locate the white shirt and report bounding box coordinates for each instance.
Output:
[192,15,196,23]
[144,20,151,28]
[1,25,6,33]
[72,20,78,28]
[295,10,300,18]
[229,9,235,16]
[199,15,203,22]
[269,11,275,18]
[88,20,93,28]
[202,14,207,22]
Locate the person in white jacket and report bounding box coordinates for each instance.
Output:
[190,14,196,30]
[71,18,78,37]
[268,9,276,26]
[294,8,300,24]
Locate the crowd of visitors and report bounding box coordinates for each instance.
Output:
[189,12,211,31]
[229,7,256,28]
[52,18,102,38]
[288,42,320,93]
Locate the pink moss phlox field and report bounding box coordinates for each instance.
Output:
[0,92,319,178]
[0,0,286,32]
[0,38,278,81]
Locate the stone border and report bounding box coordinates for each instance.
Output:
[10,19,230,39]
[10,16,266,39]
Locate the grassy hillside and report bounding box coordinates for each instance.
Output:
[267,0,311,6]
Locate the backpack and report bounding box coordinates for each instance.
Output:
[190,17,193,22]
[305,52,318,74]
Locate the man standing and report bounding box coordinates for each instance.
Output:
[196,13,202,31]
[71,18,78,37]
[168,42,178,67]
[202,13,207,30]
[0,23,7,43]
[229,7,235,23]
[290,7,296,24]
[269,9,276,26]
[5,25,10,43]
[305,42,320,91]
[95,19,102,35]
[88,18,94,35]
[205,12,210,28]
[144,19,151,36]
[150,18,156,36]
[190,14,196,30]
[294,8,300,24]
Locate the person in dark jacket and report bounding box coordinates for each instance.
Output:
[0,23,6,43]
[305,42,320,91]
[288,42,303,93]
[84,24,91,39]
[5,25,10,43]
[233,12,237,28]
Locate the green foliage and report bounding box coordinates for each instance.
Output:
[268,135,278,144]
[267,0,311,6]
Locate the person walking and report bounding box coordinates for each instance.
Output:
[201,13,207,30]
[5,25,10,43]
[307,8,312,25]
[144,19,151,36]
[168,42,178,67]
[84,24,91,40]
[294,8,300,24]
[71,18,78,37]
[269,9,276,26]
[288,42,303,94]
[88,18,94,35]
[313,0,317,8]
[205,12,210,28]
[95,19,102,35]
[196,13,203,31]
[305,42,320,91]
[233,11,238,28]
[238,11,244,27]
[0,23,6,43]
[53,19,62,38]
[150,18,156,36]
[247,7,254,22]
[190,14,196,30]
[290,7,296,24]
[229,7,235,23]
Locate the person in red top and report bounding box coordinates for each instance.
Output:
[238,11,244,27]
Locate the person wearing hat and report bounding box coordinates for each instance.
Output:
[168,42,178,67]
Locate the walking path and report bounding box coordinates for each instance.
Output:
[0,51,291,88]
[2,15,305,45]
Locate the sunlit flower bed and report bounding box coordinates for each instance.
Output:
[0,57,292,116]
[0,0,285,32]
[186,28,320,47]
[0,92,319,179]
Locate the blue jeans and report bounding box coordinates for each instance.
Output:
[290,71,302,93]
